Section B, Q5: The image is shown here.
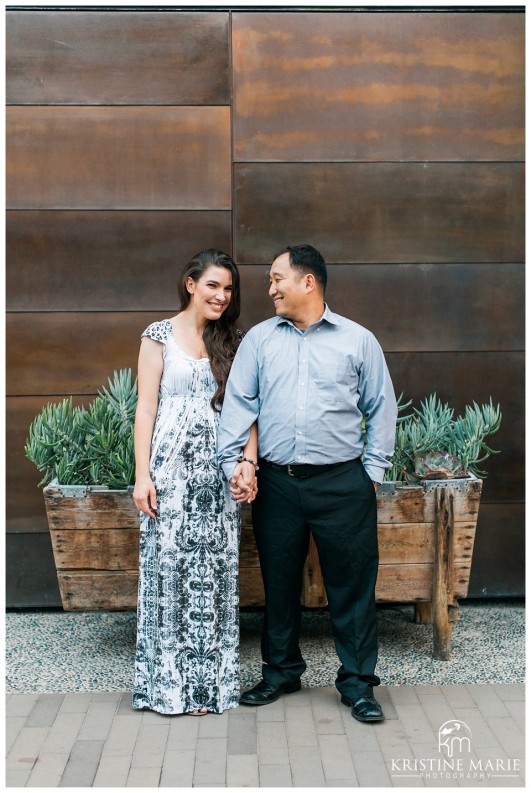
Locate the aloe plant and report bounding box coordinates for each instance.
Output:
[25,369,137,488]
[385,394,502,483]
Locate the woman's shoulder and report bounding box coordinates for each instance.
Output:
[141,319,172,343]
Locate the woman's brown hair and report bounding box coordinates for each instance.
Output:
[177,249,241,411]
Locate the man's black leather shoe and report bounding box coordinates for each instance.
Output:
[240,679,301,706]
[341,694,384,722]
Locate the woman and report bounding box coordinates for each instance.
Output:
[132,249,257,716]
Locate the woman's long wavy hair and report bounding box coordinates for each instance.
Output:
[177,249,241,411]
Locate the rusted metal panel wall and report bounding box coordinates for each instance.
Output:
[7,10,230,105]
[231,10,525,600]
[6,9,233,606]
[6,9,524,605]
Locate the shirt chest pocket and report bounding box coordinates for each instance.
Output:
[312,356,358,404]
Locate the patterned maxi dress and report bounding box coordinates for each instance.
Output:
[132,320,240,714]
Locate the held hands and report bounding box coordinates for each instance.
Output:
[133,475,158,518]
[230,461,258,504]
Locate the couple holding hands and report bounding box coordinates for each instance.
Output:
[132,244,397,723]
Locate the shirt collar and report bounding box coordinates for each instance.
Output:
[275,303,340,331]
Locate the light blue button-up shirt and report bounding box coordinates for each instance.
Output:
[217,305,397,484]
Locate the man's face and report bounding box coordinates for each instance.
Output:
[268,252,306,319]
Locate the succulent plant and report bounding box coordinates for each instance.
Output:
[386,394,502,483]
[25,369,137,488]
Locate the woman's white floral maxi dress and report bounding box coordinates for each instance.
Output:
[132,320,240,714]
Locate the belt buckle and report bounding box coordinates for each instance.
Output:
[287,464,294,477]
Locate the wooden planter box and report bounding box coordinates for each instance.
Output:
[44,476,482,659]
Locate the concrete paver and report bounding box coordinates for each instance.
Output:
[93,755,131,787]
[227,710,257,755]
[4,685,525,788]
[226,754,260,787]
[58,739,104,787]
[26,751,70,787]
[126,767,161,787]
[26,694,65,728]
[289,744,326,787]
[257,720,290,765]
[258,763,293,787]
[159,749,195,787]
[193,736,227,786]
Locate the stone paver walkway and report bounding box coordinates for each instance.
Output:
[6,683,525,787]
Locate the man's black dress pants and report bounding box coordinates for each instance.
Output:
[251,458,380,700]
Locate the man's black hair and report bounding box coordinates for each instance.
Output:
[275,244,327,292]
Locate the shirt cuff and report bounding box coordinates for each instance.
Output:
[221,462,238,482]
[364,465,385,485]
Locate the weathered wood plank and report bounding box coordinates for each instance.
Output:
[58,571,138,611]
[415,602,432,624]
[50,529,139,571]
[376,481,482,524]
[57,561,473,611]
[239,567,265,606]
[44,485,139,531]
[375,562,471,602]
[432,487,455,660]
[7,106,231,210]
[377,522,476,565]
[301,536,327,608]
[7,10,230,105]
[239,525,260,567]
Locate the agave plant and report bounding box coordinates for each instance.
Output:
[385,394,502,483]
[25,369,137,488]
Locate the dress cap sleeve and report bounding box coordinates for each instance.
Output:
[141,320,171,343]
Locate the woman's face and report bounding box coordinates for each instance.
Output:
[187,264,233,321]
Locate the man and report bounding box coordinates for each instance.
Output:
[217,244,397,723]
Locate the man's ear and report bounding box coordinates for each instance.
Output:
[305,273,316,293]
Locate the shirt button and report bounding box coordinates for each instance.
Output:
[300,382,305,386]
[299,406,304,409]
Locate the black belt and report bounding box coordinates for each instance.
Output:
[259,459,354,478]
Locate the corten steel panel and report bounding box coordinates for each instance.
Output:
[239,263,524,352]
[7,10,230,105]
[7,211,232,311]
[7,395,92,534]
[6,532,62,607]
[7,107,231,209]
[233,11,524,162]
[234,163,524,264]
[385,351,524,504]
[467,503,525,597]
[6,312,167,395]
